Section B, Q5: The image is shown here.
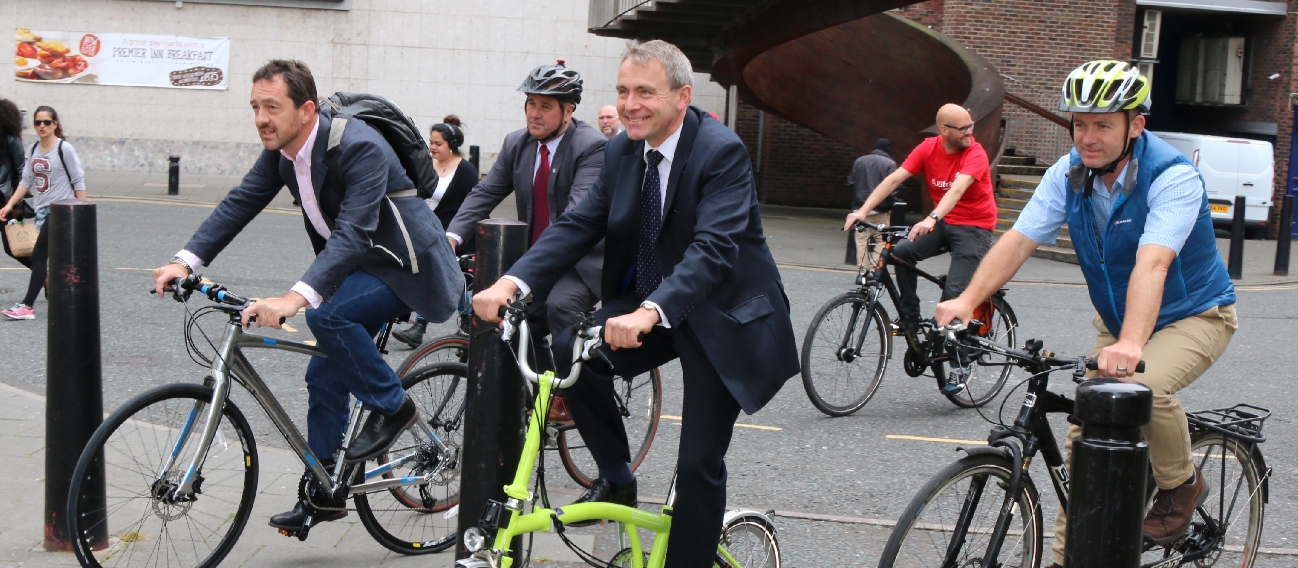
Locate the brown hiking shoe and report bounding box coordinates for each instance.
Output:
[547,396,574,423]
[1143,467,1209,544]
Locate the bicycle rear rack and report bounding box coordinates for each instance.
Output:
[1185,404,1270,443]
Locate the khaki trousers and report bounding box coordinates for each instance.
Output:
[1050,303,1237,566]
[854,211,892,268]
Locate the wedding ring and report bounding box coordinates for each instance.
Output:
[1117,366,1127,372]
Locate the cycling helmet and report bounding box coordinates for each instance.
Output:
[1059,60,1151,114]
[518,60,584,104]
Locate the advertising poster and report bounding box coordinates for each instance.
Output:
[15,28,229,89]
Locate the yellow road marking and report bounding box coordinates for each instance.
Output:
[93,196,300,215]
[281,323,298,333]
[304,340,317,346]
[887,434,986,445]
[0,267,26,270]
[660,414,782,431]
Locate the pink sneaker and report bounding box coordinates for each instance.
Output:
[2,303,34,320]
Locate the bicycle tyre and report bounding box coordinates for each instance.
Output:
[1139,432,1266,568]
[878,452,1042,568]
[355,361,467,554]
[800,292,890,417]
[719,512,781,568]
[944,295,1018,409]
[68,383,259,568]
[557,367,663,488]
[395,334,469,377]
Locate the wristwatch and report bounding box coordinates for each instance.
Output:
[170,256,193,274]
[928,212,942,221]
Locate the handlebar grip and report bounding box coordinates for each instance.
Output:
[1084,360,1146,373]
[246,315,288,325]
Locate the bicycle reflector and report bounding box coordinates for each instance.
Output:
[463,527,487,552]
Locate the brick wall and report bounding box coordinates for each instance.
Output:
[734,101,863,209]
[892,0,945,31]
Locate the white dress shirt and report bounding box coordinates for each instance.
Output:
[177,116,327,308]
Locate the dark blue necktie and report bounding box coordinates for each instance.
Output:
[635,150,664,301]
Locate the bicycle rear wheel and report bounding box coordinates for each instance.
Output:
[355,362,467,554]
[68,383,258,568]
[557,368,663,488]
[944,295,1017,409]
[718,511,781,568]
[878,453,1042,568]
[800,292,890,417]
[1140,432,1266,568]
[395,334,469,377]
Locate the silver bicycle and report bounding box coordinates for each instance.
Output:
[66,276,465,567]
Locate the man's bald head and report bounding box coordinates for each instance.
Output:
[598,104,621,139]
[936,103,974,152]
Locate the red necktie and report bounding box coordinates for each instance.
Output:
[532,144,551,244]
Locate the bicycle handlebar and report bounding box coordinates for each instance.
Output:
[499,301,603,389]
[853,220,910,234]
[940,320,1144,376]
[151,275,286,324]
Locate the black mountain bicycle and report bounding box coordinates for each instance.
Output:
[801,223,1017,416]
[878,323,1270,568]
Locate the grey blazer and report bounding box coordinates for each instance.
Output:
[183,106,463,322]
[447,118,606,295]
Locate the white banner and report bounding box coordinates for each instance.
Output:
[15,29,229,90]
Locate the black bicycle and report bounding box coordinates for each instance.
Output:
[878,324,1270,568]
[801,223,1017,416]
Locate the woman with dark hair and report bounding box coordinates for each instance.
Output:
[0,105,86,320]
[0,99,30,266]
[394,115,479,347]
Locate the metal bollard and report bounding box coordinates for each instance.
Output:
[890,200,908,227]
[44,200,105,551]
[469,145,480,176]
[1228,195,1245,279]
[168,155,180,196]
[1065,380,1152,568]
[456,219,528,562]
[1275,195,1293,276]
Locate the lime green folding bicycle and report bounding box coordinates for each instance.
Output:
[454,303,781,568]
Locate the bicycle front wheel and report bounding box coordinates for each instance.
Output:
[801,292,890,417]
[1140,432,1266,568]
[945,295,1018,409]
[395,334,469,377]
[355,361,467,554]
[558,367,663,488]
[68,383,259,568]
[718,512,781,568]
[878,453,1042,568]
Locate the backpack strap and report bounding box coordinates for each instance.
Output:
[57,140,71,184]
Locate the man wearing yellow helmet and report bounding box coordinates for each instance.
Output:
[935,60,1237,566]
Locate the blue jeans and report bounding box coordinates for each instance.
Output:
[303,270,411,459]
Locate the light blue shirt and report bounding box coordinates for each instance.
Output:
[1012,154,1204,254]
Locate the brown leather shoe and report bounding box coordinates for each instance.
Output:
[1143,467,1209,544]
[547,396,573,423]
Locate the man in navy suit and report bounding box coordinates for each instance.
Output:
[152,60,462,532]
[474,40,798,566]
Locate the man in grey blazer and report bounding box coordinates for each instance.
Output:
[446,61,606,374]
[152,60,462,533]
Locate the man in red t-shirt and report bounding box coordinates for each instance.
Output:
[844,104,997,393]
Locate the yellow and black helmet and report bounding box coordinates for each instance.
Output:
[1059,60,1151,114]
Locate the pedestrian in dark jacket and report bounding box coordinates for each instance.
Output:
[847,138,897,267]
[0,99,30,267]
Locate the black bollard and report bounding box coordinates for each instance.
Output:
[456,219,528,562]
[1065,380,1152,568]
[890,200,908,227]
[469,145,480,176]
[1275,195,1293,276]
[167,155,180,196]
[1228,195,1245,279]
[44,200,105,551]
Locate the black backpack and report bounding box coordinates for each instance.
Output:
[321,92,436,200]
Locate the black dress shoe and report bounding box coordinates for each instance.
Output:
[392,320,427,348]
[269,466,347,533]
[569,477,638,508]
[345,396,418,463]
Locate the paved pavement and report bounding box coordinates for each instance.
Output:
[2,174,1297,566]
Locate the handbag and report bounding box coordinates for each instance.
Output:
[4,221,37,257]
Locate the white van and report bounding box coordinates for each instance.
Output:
[1153,131,1274,235]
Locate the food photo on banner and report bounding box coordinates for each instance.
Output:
[15,28,229,89]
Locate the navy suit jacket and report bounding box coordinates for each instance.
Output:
[508,107,799,413]
[183,106,462,322]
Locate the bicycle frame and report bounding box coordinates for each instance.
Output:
[162,312,449,503]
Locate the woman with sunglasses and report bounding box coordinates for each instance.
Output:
[393,115,478,347]
[0,105,86,320]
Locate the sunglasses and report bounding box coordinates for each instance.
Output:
[943,123,975,134]
[33,119,54,127]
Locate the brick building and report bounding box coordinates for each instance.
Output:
[738,0,1297,232]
